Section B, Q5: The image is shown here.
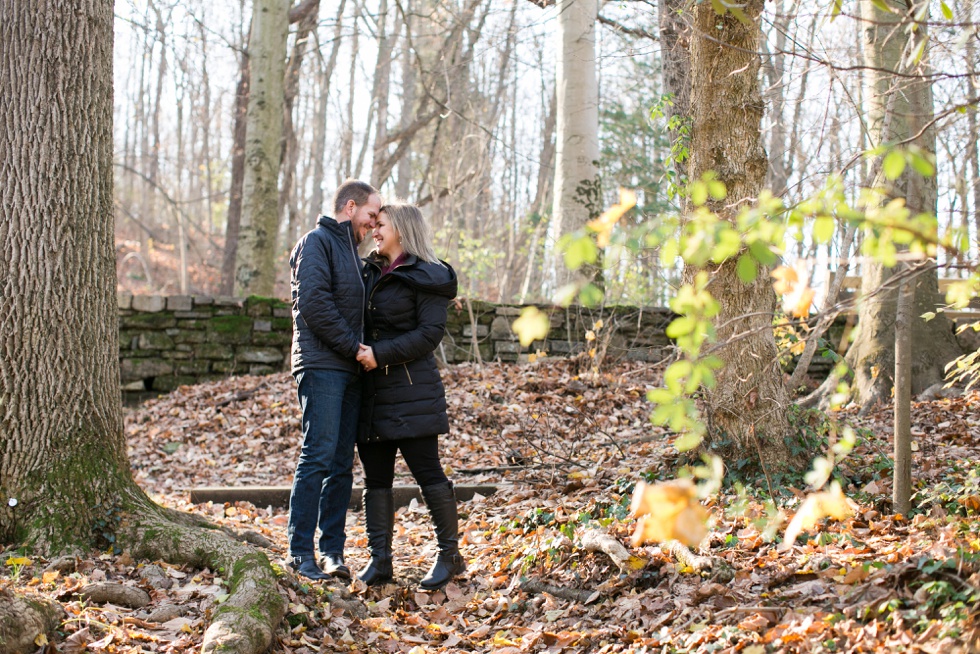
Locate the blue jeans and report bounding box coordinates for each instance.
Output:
[288,369,361,558]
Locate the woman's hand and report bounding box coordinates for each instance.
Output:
[357,343,378,371]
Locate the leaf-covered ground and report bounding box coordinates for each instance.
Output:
[3,359,980,653]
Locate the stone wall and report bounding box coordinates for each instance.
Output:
[118,294,292,394]
[116,294,677,394]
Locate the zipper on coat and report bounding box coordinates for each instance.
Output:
[346,228,366,342]
[403,364,413,385]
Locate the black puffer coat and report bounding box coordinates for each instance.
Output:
[289,216,366,375]
[358,253,458,443]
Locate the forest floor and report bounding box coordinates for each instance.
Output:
[3,358,980,653]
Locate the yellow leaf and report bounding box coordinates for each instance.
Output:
[770,265,799,295]
[6,556,32,566]
[34,634,48,647]
[181,623,193,633]
[42,571,60,584]
[527,353,538,363]
[790,287,815,319]
[593,319,604,331]
[779,482,854,551]
[629,480,709,547]
[585,330,596,342]
[587,188,637,247]
[511,307,550,347]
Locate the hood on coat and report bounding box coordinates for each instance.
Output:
[365,252,458,299]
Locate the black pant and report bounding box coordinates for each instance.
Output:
[358,436,449,489]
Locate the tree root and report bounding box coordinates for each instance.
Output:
[579,529,647,573]
[0,586,65,654]
[115,489,287,654]
[77,582,151,609]
[662,540,734,583]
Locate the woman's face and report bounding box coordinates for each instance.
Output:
[373,211,401,258]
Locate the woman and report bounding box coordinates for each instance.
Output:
[354,202,464,590]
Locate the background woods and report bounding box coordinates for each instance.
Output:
[111,1,980,310]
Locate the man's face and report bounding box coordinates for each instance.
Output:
[348,194,382,244]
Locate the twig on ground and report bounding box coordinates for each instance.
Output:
[519,578,598,603]
[579,529,647,573]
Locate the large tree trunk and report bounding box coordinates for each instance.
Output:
[845,0,960,406]
[234,0,289,297]
[549,0,600,291]
[686,2,795,470]
[0,2,286,650]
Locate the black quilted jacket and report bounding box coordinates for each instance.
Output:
[289,216,366,375]
[358,252,458,443]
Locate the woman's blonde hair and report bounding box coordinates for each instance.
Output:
[378,202,443,265]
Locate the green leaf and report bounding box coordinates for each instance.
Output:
[711,227,742,262]
[906,37,927,67]
[690,181,708,207]
[578,283,604,308]
[871,0,895,13]
[831,0,843,19]
[708,180,727,200]
[748,239,777,265]
[941,1,953,19]
[647,388,675,406]
[562,234,597,270]
[664,360,694,391]
[675,432,702,452]
[813,216,836,244]
[909,150,935,177]
[736,255,758,283]
[666,316,697,339]
[882,149,906,180]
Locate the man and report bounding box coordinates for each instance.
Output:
[287,179,382,580]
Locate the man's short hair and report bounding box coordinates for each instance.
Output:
[333,179,378,216]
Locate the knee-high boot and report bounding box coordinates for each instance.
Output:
[420,481,465,590]
[357,488,394,586]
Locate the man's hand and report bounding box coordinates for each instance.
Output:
[357,343,378,371]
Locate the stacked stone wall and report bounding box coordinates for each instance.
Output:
[118,293,292,393]
[117,294,678,394]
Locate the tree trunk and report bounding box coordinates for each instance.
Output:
[686,2,795,470]
[309,0,348,215]
[658,0,690,187]
[234,0,289,297]
[846,0,960,406]
[893,267,913,515]
[0,3,286,650]
[221,47,250,296]
[280,0,321,251]
[370,0,394,186]
[549,0,600,290]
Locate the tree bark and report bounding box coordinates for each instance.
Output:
[846,0,960,406]
[0,3,286,651]
[686,1,795,470]
[234,0,289,297]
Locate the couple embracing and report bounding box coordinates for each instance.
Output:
[286,179,464,591]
